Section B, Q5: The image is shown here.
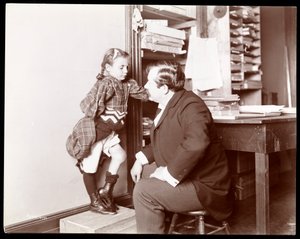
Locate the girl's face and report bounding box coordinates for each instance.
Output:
[106,57,129,81]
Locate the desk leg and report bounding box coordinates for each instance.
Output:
[255,153,270,234]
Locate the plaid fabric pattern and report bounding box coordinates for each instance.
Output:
[66,117,96,160]
[66,76,148,161]
[80,76,148,119]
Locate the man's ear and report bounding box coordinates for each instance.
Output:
[162,84,169,95]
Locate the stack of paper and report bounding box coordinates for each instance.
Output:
[202,94,240,117]
[239,105,284,114]
[212,105,285,120]
[141,20,186,55]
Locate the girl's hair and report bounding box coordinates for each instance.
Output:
[146,60,185,91]
[97,48,129,80]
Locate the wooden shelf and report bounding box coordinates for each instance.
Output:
[141,49,186,60]
[133,5,200,148]
[141,5,196,25]
[229,6,262,104]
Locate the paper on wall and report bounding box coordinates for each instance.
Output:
[185,37,223,91]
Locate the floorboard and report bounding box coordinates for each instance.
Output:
[52,170,295,235]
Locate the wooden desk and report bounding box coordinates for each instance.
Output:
[214,115,296,234]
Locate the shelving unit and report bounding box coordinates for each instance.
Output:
[229,6,262,105]
[129,5,202,147]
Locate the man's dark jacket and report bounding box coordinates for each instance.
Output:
[142,89,233,221]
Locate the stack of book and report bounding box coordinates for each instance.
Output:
[232,80,262,90]
[201,94,240,117]
[140,20,186,55]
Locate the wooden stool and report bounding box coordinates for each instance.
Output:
[168,210,230,235]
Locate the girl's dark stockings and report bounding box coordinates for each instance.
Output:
[83,172,97,195]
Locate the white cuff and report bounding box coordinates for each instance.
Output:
[163,167,179,187]
[135,151,149,165]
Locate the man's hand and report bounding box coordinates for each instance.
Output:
[130,159,143,183]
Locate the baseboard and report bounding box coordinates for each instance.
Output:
[4,193,133,233]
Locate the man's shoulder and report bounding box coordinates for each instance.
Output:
[182,90,204,103]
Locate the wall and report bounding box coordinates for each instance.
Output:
[4,4,127,226]
[260,6,297,106]
[206,6,231,97]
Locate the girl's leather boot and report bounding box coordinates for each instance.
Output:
[89,191,116,215]
[98,171,119,213]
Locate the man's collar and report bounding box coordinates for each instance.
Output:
[158,90,175,109]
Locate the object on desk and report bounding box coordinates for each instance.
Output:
[281,107,296,114]
[212,112,282,120]
[239,105,284,114]
[202,94,240,117]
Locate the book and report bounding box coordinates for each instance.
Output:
[212,112,282,120]
[231,72,244,81]
[141,40,186,55]
[230,29,242,37]
[140,31,185,47]
[202,94,240,102]
[144,24,186,40]
[231,53,242,62]
[230,18,242,28]
[143,19,168,27]
[230,37,242,46]
[239,105,285,114]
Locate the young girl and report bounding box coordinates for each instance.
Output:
[66,48,148,215]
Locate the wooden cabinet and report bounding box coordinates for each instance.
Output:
[229,6,262,105]
[125,5,263,193]
[131,5,202,143]
[125,5,202,193]
[142,5,197,20]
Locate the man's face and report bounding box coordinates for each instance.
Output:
[144,67,164,103]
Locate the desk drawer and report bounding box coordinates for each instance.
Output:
[232,166,279,200]
[227,151,280,174]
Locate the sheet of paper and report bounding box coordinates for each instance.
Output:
[185,37,223,91]
[239,105,285,113]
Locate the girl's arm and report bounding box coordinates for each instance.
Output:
[127,79,149,101]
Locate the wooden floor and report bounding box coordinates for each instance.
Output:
[54,170,295,235]
[167,170,296,235]
[227,170,296,235]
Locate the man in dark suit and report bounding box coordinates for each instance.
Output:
[130,61,233,233]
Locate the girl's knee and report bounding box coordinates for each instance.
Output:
[119,148,127,161]
[117,149,126,163]
[111,146,126,163]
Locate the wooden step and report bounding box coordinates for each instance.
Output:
[60,206,136,233]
